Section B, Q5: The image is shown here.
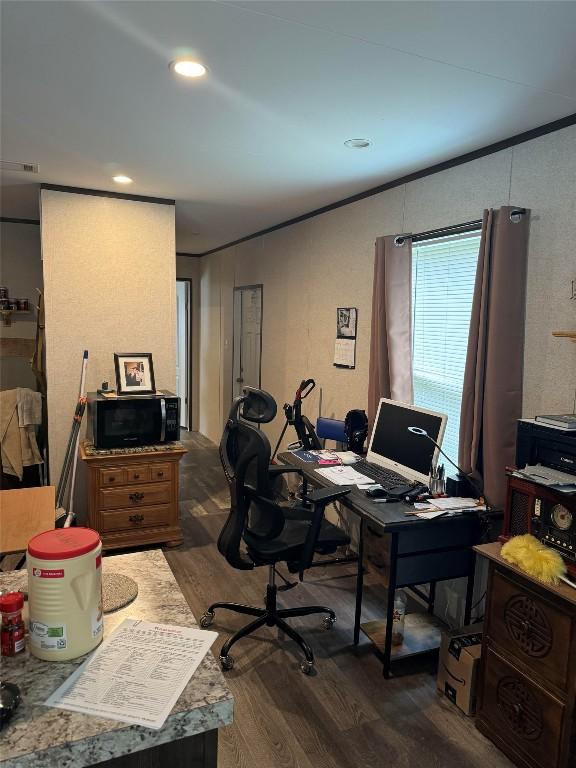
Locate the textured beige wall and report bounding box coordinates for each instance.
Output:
[41,190,176,480]
[0,222,43,390]
[198,124,576,447]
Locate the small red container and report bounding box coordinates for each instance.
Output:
[0,591,26,656]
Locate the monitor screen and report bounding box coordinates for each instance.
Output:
[367,398,447,482]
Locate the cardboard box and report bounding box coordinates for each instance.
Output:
[437,623,483,716]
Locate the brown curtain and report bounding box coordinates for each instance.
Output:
[368,235,413,428]
[459,206,530,508]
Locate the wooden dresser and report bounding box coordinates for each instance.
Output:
[80,442,186,550]
[475,543,576,768]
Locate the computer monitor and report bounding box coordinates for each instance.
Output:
[367,398,447,484]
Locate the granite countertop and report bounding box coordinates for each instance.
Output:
[0,549,234,768]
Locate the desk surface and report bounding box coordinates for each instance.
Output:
[278,451,484,532]
[0,550,234,768]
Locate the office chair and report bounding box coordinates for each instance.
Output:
[200,387,350,674]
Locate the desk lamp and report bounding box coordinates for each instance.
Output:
[407,426,484,502]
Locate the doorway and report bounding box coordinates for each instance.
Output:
[232,285,262,400]
[176,279,191,430]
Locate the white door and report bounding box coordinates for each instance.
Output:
[233,285,262,400]
[176,280,190,429]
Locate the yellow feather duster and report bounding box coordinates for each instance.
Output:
[501,534,566,585]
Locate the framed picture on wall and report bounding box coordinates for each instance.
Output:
[114,353,156,395]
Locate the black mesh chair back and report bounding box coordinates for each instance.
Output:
[217,388,281,569]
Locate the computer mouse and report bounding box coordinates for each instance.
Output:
[365,487,388,498]
[340,453,360,465]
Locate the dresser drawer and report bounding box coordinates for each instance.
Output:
[480,647,565,768]
[99,468,127,486]
[363,524,391,587]
[100,504,171,533]
[99,481,171,511]
[124,465,151,484]
[150,463,172,482]
[488,570,573,691]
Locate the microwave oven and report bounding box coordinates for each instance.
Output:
[87,391,180,449]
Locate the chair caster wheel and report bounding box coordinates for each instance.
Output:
[321,615,336,630]
[300,659,315,675]
[200,611,214,628]
[220,654,235,671]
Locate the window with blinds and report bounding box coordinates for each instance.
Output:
[411,231,481,466]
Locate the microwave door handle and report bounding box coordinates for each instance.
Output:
[160,398,166,441]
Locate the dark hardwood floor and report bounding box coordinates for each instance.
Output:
[163,431,513,768]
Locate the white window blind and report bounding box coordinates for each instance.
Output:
[411,232,481,466]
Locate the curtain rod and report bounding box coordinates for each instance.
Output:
[394,219,482,246]
[394,208,526,246]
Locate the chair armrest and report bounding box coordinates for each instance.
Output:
[268,465,304,478]
[307,487,350,506]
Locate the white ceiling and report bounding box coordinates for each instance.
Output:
[1,1,575,253]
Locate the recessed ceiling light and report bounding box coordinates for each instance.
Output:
[344,138,371,149]
[113,175,133,184]
[170,59,207,78]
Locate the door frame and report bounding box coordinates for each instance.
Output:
[176,278,193,431]
[232,284,263,402]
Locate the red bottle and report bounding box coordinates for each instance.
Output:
[0,591,26,656]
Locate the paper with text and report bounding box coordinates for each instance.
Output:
[45,619,218,730]
[334,338,355,367]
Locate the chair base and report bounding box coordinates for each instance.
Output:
[202,572,335,674]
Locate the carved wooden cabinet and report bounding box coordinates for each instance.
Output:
[80,442,186,550]
[475,543,576,768]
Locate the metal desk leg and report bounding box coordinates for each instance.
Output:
[464,550,476,625]
[382,534,399,679]
[428,581,437,615]
[353,517,364,645]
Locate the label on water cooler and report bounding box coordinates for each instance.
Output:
[30,619,68,650]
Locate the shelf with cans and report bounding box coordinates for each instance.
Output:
[0,286,31,326]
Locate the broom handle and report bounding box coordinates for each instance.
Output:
[65,352,88,524]
[57,351,88,509]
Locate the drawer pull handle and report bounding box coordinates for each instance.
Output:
[157,471,164,478]
[129,492,145,503]
[129,514,144,523]
[109,477,115,482]
[134,473,140,479]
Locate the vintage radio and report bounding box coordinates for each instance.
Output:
[502,473,576,576]
[536,495,576,563]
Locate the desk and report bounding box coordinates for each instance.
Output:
[0,550,233,768]
[279,451,484,678]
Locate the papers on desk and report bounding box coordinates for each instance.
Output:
[45,619,217,730]
[315,465,373,486]
[426,497,482,510]
[407,498,486,518]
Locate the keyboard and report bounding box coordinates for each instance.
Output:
[354,459,410,489]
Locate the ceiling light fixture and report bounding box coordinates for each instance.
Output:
[344,138,371,149]
[113,175,133,184]
[170,59,207,78]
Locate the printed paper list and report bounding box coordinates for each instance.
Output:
[45,619,217,729]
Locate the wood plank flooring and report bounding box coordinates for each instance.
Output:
[163,431,513,768]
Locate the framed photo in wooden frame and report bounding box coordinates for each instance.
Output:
[114,353,156,395]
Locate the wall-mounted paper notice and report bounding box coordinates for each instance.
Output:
[45,619,217,730]
[334,338,356,368]
[334,307,357,368]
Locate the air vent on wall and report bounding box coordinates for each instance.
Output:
[0,160,39,174]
